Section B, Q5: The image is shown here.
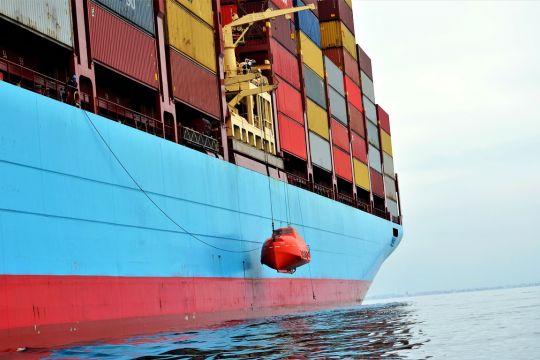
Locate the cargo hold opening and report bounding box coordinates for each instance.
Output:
[94,64,164,138]
[175,102,221,154]
[0,18,71,99]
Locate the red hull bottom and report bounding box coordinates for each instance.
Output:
[0,275,370,352]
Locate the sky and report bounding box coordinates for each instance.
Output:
[351,1,540,296]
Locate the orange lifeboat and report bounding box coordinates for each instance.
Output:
[261,227,311,273]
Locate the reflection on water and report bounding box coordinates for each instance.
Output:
[17,286,540,359]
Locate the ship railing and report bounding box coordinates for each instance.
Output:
[372,207,389,220]
[312,182,334,199]
[356,200,371,213]
[181,126,220,153]
[391,215,402,225]
[337,192,355,207]
[0,57,66,102]
[96,97,164,138]
[285,172,310,190]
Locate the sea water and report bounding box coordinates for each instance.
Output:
[14,286,540,359]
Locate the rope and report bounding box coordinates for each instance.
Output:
[82,110,260,253]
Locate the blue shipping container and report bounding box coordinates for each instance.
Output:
[294,0,321,47]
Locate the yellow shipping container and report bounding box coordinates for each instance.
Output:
[306,99,329,139]
[165,0,216,73]
[320,21,357,60]
[343,0,352,8]
[172,0,213,25]
[298,32,325,78]
[353,159,370,191]
[381,130,393,156]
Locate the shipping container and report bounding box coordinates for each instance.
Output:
[328,87,347,125]
[368,144,382,172]
[220,4,236,25]
[357,44,373,80]
[343,0,352,8]
[377,104,391,134]
[367,121,380,149]
[278,113,307,160]
[370,168,385,197]
[299,0,318,15]
[88,3,159,88]
[333,147,353,181]
[323,47,359,85]
[294,0,321,47]
[298,32,324,78]
[344,75,362,112]
[165,0,216,72]
[320,21,356,60]
[306,99,329,140]
[94,0,155,34]
[348,104,365,138]
[309,131,333,171]
[384,175,397,201]
[172,0,213,25]
[271,0,293,9]
[324,56,344,94]
[351,132,367,163]
[270,39,301,89]
[331,118,349,152]
[381,129,393,156]
[383,152,395,178]
[0,0,73,47]
[361,71,375,102]
[318,0,354,34]
[275,76,304,124]
[363,95,377,123]
[270,11,297,55]
[169,49,220,118]
[353,159,370,191]
[387,198,399,217]
[303,65,327,109]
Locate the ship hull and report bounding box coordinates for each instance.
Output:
[0,83,402,351]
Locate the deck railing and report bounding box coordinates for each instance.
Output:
[96,97,164,138]
[181,126,220,153]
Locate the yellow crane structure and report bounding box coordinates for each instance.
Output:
[222,5,315,157]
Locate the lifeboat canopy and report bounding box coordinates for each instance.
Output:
[260,227,311,273]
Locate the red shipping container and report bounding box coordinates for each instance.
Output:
[348,104,365,138]
[351,131,367,163]
[271,0,293,9]
[275,76,304,124]
[370,168,385,197]
[357,44,373,80]
[169,49,220,118]
[344,76,363,112]
[333,146,353,181]
[221,5,237,25]
[331,118,349,152]
[270,10,297,55]
[323,48,359,85]
[377,104,391,135]
[278,113,307,160]
[270,39,301,89]
[318,0,354,34]
[88,3,159,88]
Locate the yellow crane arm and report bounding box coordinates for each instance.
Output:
[228,85,277,109]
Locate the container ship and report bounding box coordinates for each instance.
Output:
[0,0,403,352]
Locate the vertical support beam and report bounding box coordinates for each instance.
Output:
[70,0,96,112]
[154,0,178,142]
[214,0,230,161]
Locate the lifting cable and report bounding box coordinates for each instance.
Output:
[82,110,260,254]
[260,97,275,233]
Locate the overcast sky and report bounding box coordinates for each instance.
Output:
[352,1,540,296]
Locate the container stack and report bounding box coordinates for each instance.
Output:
[318,0,368,199]
[165,0,220,119]
[377,105,399,219]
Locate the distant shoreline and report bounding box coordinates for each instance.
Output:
[366,282,540,301]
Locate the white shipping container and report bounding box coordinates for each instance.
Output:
[363,95,377,124]
[0,0,73,47]
[387,198,399,217]
[383,152,395,178]
[361,71,375,102]
[309,131,333,171]
[384,175,397,200]
[368,144,382,172]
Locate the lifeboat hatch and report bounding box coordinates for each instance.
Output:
[260,227,311,273]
